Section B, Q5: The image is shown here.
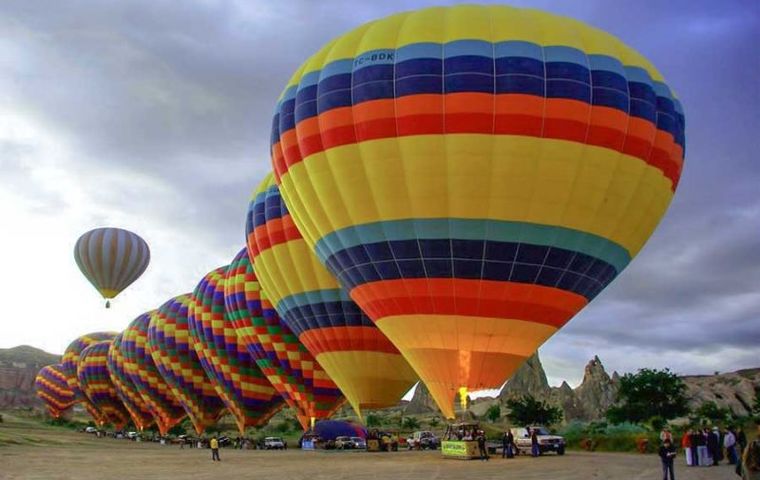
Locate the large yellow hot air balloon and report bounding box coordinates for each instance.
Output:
[74,227,150,308]
[270,6,685,418]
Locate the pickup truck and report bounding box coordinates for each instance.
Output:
[406,431,440,450]
[264,436,285,450]
[510,427,565,455]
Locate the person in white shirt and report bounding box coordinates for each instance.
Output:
[725,428,738,465]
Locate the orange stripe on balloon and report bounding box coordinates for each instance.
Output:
[350,278,587,328]
[274,93,683,189]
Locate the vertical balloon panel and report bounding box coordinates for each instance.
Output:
[61,332,118,425]
[188,267,283,434]
[269,6,685,417]
[77,342,131,430]
[107,332,155,431]
[147,295,226,434]
[225,247,345,429]
[122,312,187,436]
[247,176,417,417]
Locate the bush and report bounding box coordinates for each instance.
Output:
[559,421,656,453]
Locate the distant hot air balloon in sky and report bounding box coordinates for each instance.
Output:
[122,312,186,436]
[269,5,685,418]
[78,341,131,430]
[107,332,155,431]
[247,175,417,416]
[148,295,226,434]
[74,227,150,308]
[35,364,76,419]
[224,247,345,429]
[188,266,284,433]
[62,332,118,425]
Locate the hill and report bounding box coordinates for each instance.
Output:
[0,345,61,410]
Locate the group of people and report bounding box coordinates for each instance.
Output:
[658,422,760,480]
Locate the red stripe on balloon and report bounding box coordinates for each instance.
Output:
[299,326,401,356]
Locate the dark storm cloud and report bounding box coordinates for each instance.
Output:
[2,1,758,378]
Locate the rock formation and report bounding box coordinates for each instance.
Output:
[0,345,60,410]
[572,355,620,420]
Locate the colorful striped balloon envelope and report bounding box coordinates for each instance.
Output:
[269,5,686,418]
[77,341,130,430]
[73,227,150,308]
[35,364,76,418]
[122,312,186,436]
[62,332,118,424]
[107,332,155,431]
[188,266,284,433]
[224,247,345,429]
[247,175,417,416]
[148,294,226,434]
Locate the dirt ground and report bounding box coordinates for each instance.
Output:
[0,414,739,480]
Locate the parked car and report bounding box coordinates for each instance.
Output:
[126,431,139,439]
[264,436,285,450]
[407,431,439,450]
[84,426,98,434]
[510,427,565,455]
[335,436,355,449]
[351,436,367,449]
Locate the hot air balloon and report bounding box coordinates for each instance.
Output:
[122,312,187,436]
[74,227,150,308]
[188,266,284,433]
[107,332,155,431]
[77,341,131,430]
[35,364,76,418]
[224,247,345,429]
[247,175,417,416]
[269,5,685,418]
[148,295,226,434]
[62,332,118,425]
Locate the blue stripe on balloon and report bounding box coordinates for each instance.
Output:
[313,218,631,272]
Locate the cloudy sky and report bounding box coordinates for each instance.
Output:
[2,0,758,389]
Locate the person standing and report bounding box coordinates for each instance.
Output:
[659,439,677,480]
[707,427,720,466]
[738,427,748,455]
[502,430,514,459]
[726,428,739,465]
[476,431,489,461]
[689,429,701,466]
[210,436,221,462]
[531,428,540,457]
[660,427,673,443]
[739,422,760,480]
[681,430,693,466]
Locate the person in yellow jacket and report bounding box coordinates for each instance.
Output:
[210,436,220,462]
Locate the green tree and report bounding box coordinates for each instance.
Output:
[505,395,563,426]
[606,368,689,425]
[366,414,382,428]
[428,416,440,428]
[402,417,420,430]
[695,401,729,423]
[485,404,501,423]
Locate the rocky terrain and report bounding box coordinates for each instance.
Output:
[406,352,760,423]
[0,345,60,410]
[2,344,758,423]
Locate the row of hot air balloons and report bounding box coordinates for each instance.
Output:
[38,5,685,429]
